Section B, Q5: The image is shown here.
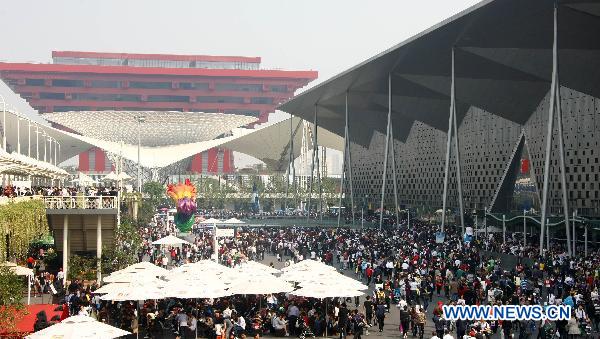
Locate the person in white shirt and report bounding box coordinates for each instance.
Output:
[431,331,441,339]
[442,331,454,339]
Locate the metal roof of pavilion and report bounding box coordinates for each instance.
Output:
[278,0,600,145]
[43,111,258,146]
[58,117,344,170]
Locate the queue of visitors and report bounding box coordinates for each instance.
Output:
[23,207,600,338]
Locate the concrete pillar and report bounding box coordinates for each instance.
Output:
[97,215,102,283]
[62,215,69,287]
[133,199,139,220]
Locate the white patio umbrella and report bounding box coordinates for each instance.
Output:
[100,280,165,301]
[103,171,119,181]
[298,275,369,291]
[152,235,192,246]
[222,217,245,224]
[237,260,280,275]
[25,314,131,339]
[163,280,232,299]
[291,285,364,298]
[117,171,132,181]
[228,276,294,295]
[200,218,222,225]
[75,172,98,186]
[111,261,169,276]
[166,261,237,283]
[280,259,336,272]
[103,270,164,283]
[94,278,166,294]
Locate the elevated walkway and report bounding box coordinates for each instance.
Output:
[40,195,118,286]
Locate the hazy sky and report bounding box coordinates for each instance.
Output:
[0,0,481,119]
[0,0,481,168]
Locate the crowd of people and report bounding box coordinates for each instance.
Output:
[21,206,600,339]
[1,184,119,198]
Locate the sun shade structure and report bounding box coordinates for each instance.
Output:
[25,315,131,339]
[278,0,600,146]
[151,235,192,246]
[0,108,95,165]
[0,149,68,178]
[219,116,344,172]
[44,111,258,146]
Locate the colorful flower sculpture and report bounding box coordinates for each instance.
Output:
[166,179,197,233]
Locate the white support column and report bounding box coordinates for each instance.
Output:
[35,126,39,160]
[546,219,550,251]
[389,120,400,227]
[43,133,47,162]
[63,215,69,287]
[554,59,572,256]
[523,210,527,246]
[484,207,488,250]
[307,105,318,223]
[213,222,218,262]
[502,214,506,244]
[539,0,560,256]
[572,210,576,254]
[317,145,323,224]
[97,215,102,283]
[285,116,292,211]
[17,118,21,154]
[1,95,5,150]
[337,93,349,228]
[27,121,31,157]
[584,224,588,257]
[441,96,454,233]
[379,74,393,231]
[346,105,355,226]
[475,214,478,240]
[451,49,465,234]
[48,138,52,164]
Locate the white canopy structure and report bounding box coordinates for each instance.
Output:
[73,172,98,185]
[151,235,192,246]
[219,116,344,172]
[25,315,131,339]
[0,148,68,178]
[43,111,258,146]
[222,217,245,224]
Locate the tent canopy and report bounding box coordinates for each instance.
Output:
[151,235,192,246]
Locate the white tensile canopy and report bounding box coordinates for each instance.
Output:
[222,217,245,224]
[25,314,131,339]
[151,235,192,246]
[100,280,165,301]
[291,285,364,298]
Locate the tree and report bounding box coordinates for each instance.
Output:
[0,266,26,333]
[101,219,142,274]
[143,181,164,205]
[0,200,49,262]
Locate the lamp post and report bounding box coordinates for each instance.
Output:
[136,116,146,192]
[42,132,47,162]
[57,141,61,165]
[48,137,54,165]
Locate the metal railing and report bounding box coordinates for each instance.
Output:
[42,195,117,209]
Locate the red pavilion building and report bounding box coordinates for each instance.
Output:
[0,51,317,174]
